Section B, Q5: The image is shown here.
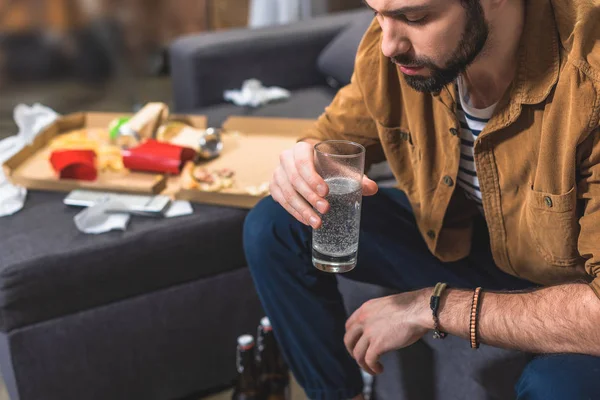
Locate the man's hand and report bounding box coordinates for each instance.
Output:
[344,289,432,375]
[271,140,378,229]
[345,283,600,378]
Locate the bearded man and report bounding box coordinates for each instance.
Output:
[244,0,600,398]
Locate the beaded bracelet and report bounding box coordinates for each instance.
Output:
[470,287,483,349]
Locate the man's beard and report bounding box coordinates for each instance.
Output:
[394,2,489,93]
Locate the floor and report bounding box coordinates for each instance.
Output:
[203,379,306,400]
[0,371,306,400]
[0,77,173,141]
[0,375,306,400]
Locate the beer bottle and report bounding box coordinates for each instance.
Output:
[256,317,290,400]
[232,335,261,400]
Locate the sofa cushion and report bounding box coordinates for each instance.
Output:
[317,11,374,88]
[337,276,533,400]
[0,191,249,331]
[196,85,337,127]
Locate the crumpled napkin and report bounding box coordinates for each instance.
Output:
[0,181,27,217]
[74,197,131,234]
[164,200,194,218]
[224,79,290,107]
[74,197,194,234]
[0,103,59,217]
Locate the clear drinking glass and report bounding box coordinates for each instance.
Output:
[312,140,365,273]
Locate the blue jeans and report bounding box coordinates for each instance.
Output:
[243,188,600,400]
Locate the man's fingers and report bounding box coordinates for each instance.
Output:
[343,324,363,356]
[346,307,362,331]
[353,335,376,376]
[362,176,379,196]
[281,151,329,215]
[294,143,328,197]
[274,167,322,228]
[365,346,384,375]
[270,184,308,225]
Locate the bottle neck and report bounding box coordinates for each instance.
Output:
[258,328,288,380]
[237,348,259,392]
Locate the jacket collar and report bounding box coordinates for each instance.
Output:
[512,0,560,106]
[434,0,561,132]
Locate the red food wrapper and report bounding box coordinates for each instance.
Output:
[121,139,196,174]
[49,150,97,181]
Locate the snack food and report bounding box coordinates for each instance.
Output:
[119,102,169,141]
[244,182,270,196]
[48,128,125,172]
[181,162,235,192]
[156,121,190,143]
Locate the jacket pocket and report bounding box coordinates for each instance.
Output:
[526,186,580,266]
[378,126,420,164]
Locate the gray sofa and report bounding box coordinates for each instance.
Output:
[169,8,532,400]
[0,191,264,400]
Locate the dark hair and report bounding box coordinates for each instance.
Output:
[460,0,481,8]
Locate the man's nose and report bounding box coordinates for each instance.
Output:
[380,19,412,59]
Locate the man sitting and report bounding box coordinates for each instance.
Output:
[244,0,600,398]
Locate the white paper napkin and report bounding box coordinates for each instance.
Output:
[0,103,59,217]
[0,181,27,217]
[74,198,193,235]
[74,198,131,234]
[164,200,194,218]
[224,79,290,107]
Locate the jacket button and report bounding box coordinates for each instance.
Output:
[449,128,459,136]
[427,230,436,239]
[443,176,454,187]
[544,196,553,207]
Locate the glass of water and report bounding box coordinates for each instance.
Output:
[312,140,365,273]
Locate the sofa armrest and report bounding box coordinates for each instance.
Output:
[169,9,369,111]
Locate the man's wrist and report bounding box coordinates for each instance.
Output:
[418,288,436,330]
[416,287,473,334]
[438,288,473,338]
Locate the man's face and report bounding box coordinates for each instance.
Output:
[364,0,489,93]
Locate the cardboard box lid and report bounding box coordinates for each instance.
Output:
[176,116,317,208]
[222,116,316,136]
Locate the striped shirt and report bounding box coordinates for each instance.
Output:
[456,77,497,212]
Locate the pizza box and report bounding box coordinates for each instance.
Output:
[175,116,316,209]
[2,112,207,195]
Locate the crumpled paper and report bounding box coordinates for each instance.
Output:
[74,197,194,234]
[248,0,327,27]
[74,197,131,234]
[0,183,27,217]
[224,79,290,107]
[0,103,59,217]
[164,200,194,218]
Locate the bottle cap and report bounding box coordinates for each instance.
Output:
[260,317,273,332]
[237,334,254,349]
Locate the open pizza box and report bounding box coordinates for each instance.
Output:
[2,111,207,195]
[175,116,316,209]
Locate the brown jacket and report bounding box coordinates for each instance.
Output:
[304,0,600,297]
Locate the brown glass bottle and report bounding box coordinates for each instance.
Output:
[256,317,290,400]
[232,335,261,400]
